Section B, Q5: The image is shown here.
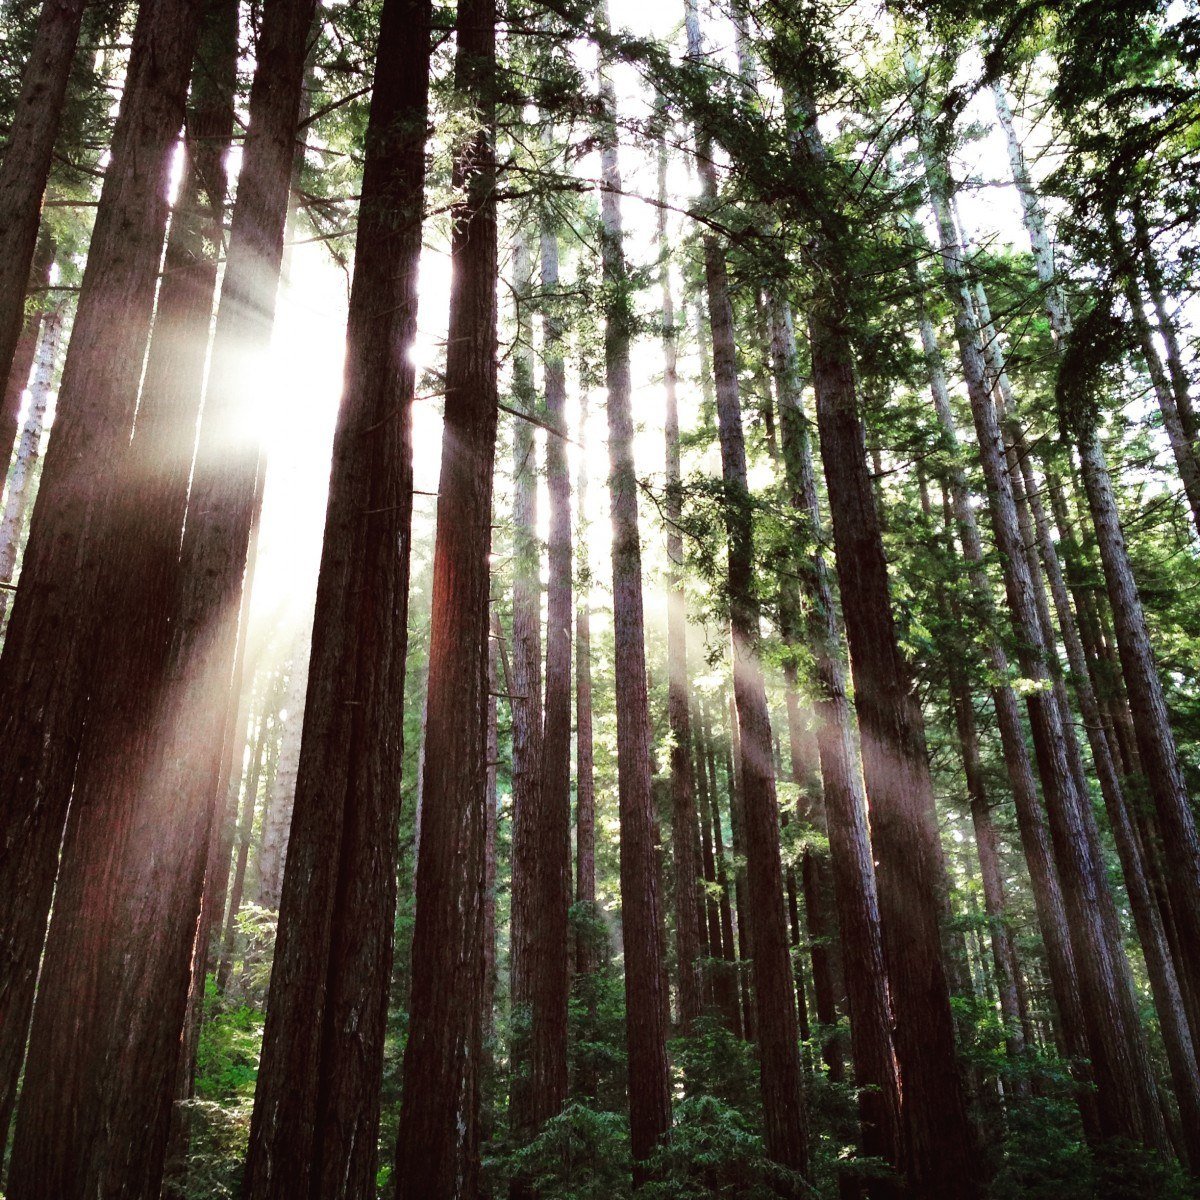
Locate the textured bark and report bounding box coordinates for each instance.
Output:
[794,96,979,1195]
[1075,427,1200,1121]
[0,0,87,403]
[910,82,1166,1151]
[243,7,430,1188]
[692,703,727,1011]
[914,288,1098,1134]
[0,0,206,1173]
[597,14,672,1165]
[1134,209,1198,443]
[536,223,573,1120]
[771,299,903,1165]
[484,636,500,1046]
[1,235,55,484]
[658,143,704,1031]
[508,233,544,1155]
[975,279,1200,1148]
[392,0,496,1190]
[993,75,1200,1136]
[0,309,62,626]
[575,397,597,976]
[686,31,809,1153]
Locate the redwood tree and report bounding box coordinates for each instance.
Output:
[242,0,432,1192]
[392,0,498,1189]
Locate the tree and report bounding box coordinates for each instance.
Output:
[242,1,432,1192]
[392,0,498,1188]
[0,0,206,1165]
[0,0,87,418]
[597,2,672,1168]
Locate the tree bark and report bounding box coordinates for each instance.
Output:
[0,0,206,1171]
[392,0,496,1190]
[1,234,55,484]
[0,308,62,626]
[910,75,1167,1152]
[536,221,573,1121]
[242,7,430,1185]
[658,141,705,1032]
[575,397,597,977]
[771,297,904,1173]
[794,93,979,1195]
[0,0,88,404]
[597,8,672,1166]
[685,23,809,1151]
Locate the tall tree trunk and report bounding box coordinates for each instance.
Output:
[0,307,62,626]
[575,398,597,978]
[509,232,545,1158]
[793,93,979,1196]
[685,12,810,1148]
[770,295,902,1180]
[723,696,755,1043]
[484,634,500,1048]
[0,0,205,1168]
[0,0,88,401]
[392,0,496,1189]
[536,222,573,1121]
[597,7,672,1167]
[703,703,743,1034]
[1,233,55,483]
[658,141,704,1031]
[243,5,430,1187]
[973,276,1200,1148]
[913,285,1099,1135]
[909,74,1167,1152]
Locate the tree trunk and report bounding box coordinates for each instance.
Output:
[0,308,62,626]
[794,93,979,1195]
[536,221,573,1121]
[597,8,672,1167]
[242,8,431,1180]
[1,233,55,483]
[0,0,87,401]
[686,18,809,1152]
[703,703,743,1034]
[913,282,1099,1135]
[770,297,903,1176]
[722,696,755,1044]
[507,230,544,1157]
[0,0,206,1171]
[484,635,500,1047]
[575,397,597,978]
[392,0,496,1190]
[658,141,705,1032]
[910,76,1167,1152]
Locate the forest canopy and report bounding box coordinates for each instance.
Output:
[0,0,1199,1197]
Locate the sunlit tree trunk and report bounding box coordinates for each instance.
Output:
[794,93,979,1195]
[0,0,87,403]
[910,78,1166,1152]
[243,6,431,1186]
[1,234,55,483]
[392,0,496,1189]
[0,0,206,1172]
[0,307,62,627]
[536,221,573,1121]
[658,141,704,1031]
[913,289,1098,1132]
[598,7,672,1167]
[575,397,597,980]
[770,298,903,1168]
